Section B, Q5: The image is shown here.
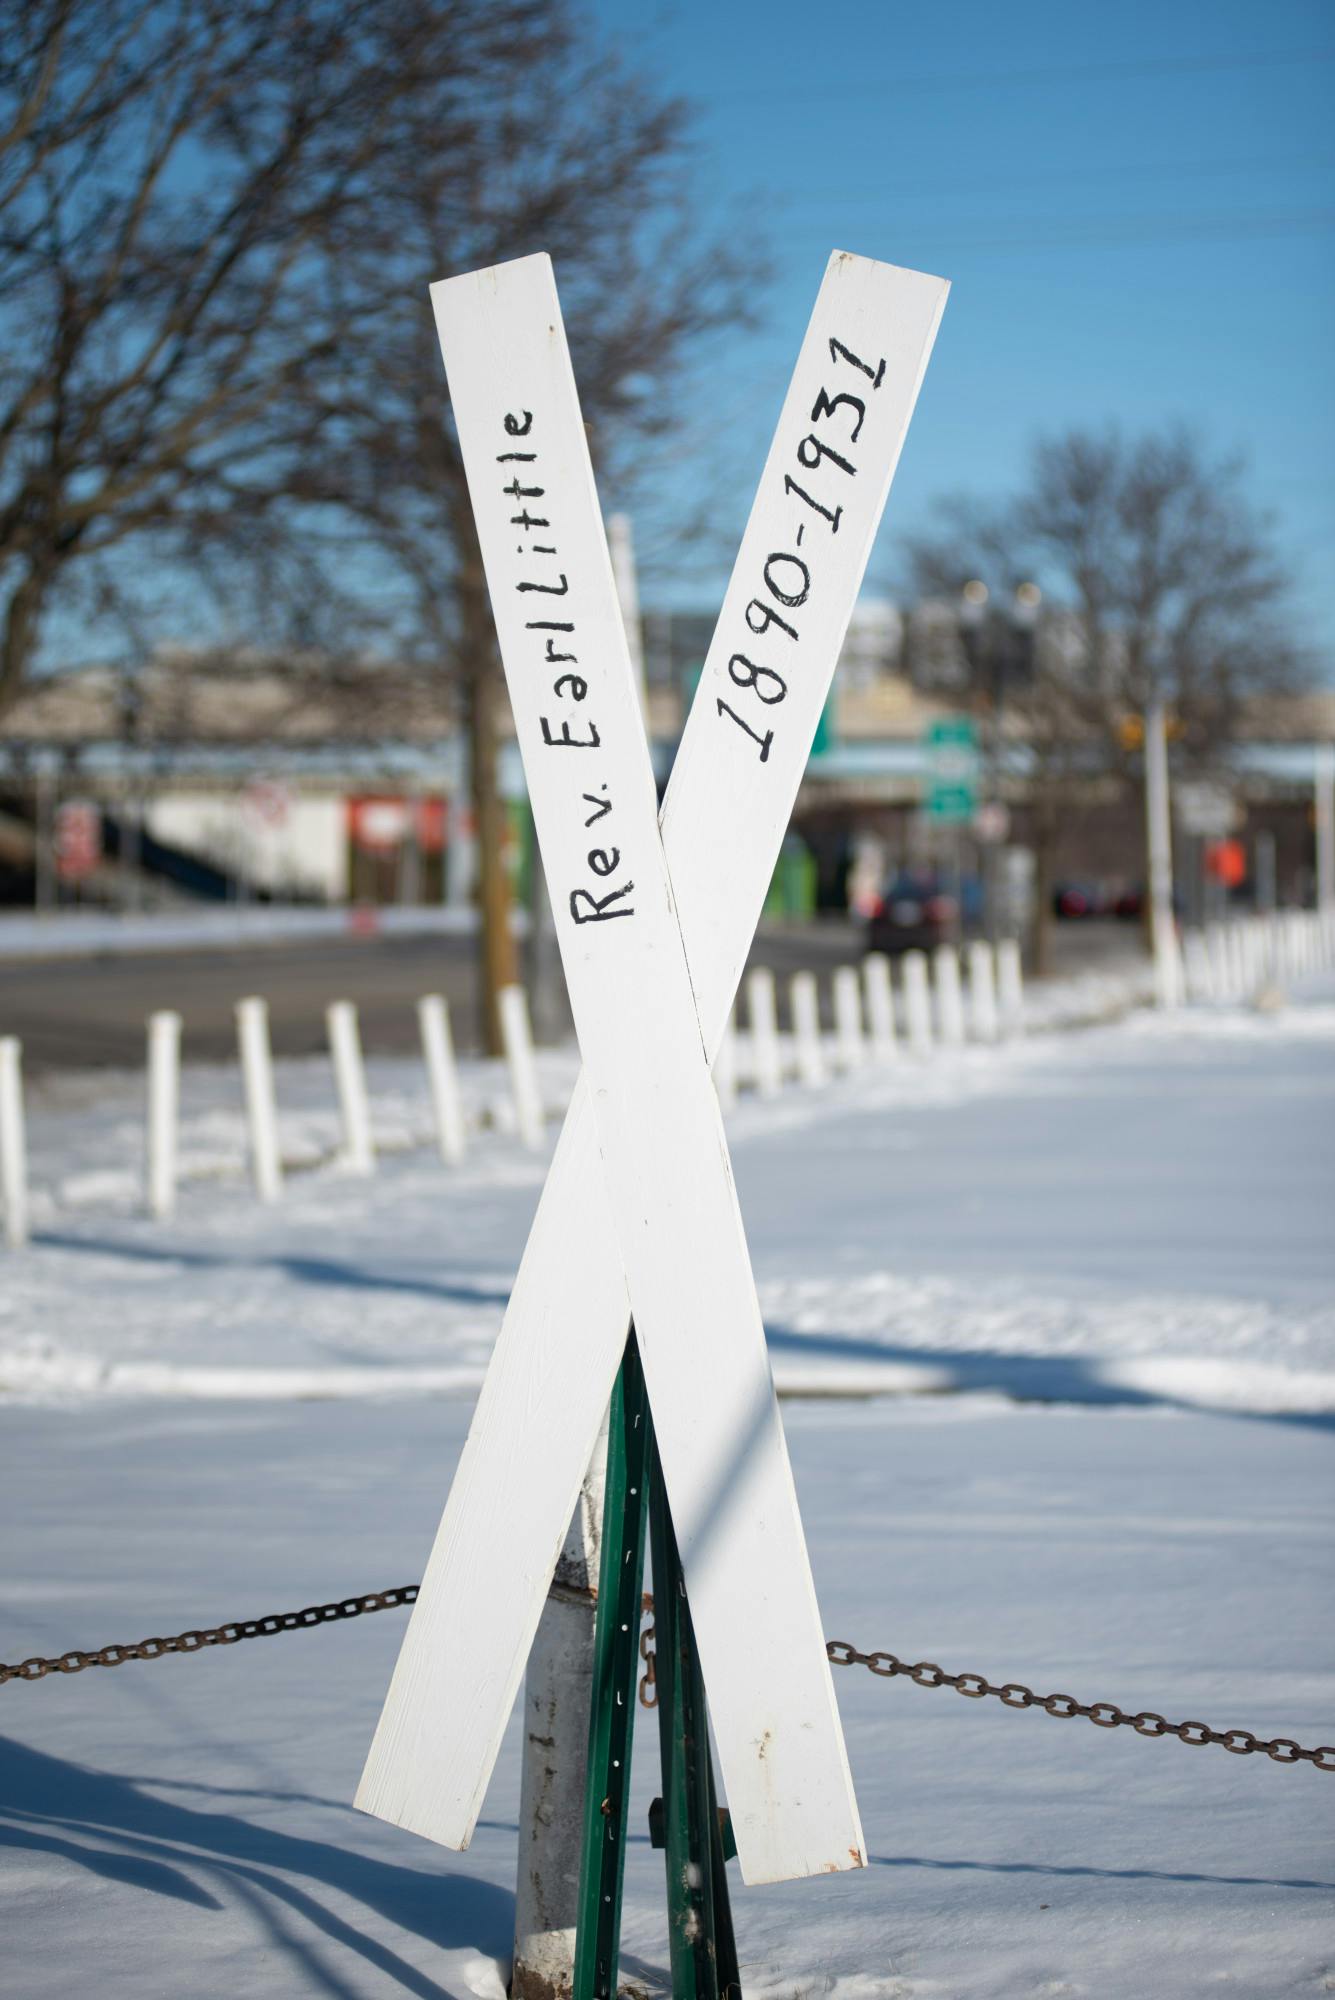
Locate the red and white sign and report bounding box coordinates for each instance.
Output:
[54,800,101,881]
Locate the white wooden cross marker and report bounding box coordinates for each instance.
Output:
[357,250,947,1885]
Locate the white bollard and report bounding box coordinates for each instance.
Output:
[832,965,865,1071]
[146,1010,182,1219]
[326,999,375,1175]
[745,965,783,1098]
[901,949,933,1058]
[1206,923,1231,1001]
[0,1037,29,1249]
[862,952,897,1063]
[499,984,545,1151]
[418,995,467,1166]
[997,937,1025,1038]
[966,940,999,1044]
[713,1014,738,1110]
[236,997,282,1203]
[789,972,826,1088]
[933,944,965,1047]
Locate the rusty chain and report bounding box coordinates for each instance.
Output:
[824,1639,1335,1771]
[3,1584,1331,1774]
[0,1586,419,1685]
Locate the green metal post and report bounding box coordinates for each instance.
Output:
[573,1330,651,2000]
[648,1434,741,2000]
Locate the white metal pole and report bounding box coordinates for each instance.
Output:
[933,943,965,1047]
[902,949,933,1058]
[499,983,545,1150]
[1145,696,1183,1008]
[418,994,467,1166]
[146,1010,182,1219]
[862,952,897,1063]
[831,965,864,1070]
[996,937,1024,1038]
[236,996,283,1203]
[1316,742,1335,915]
[0,1037,29,1248]
[745,966,783,1097]
[966,940,999,1043]
[327,999,374,1175]
[789,972,826,1088]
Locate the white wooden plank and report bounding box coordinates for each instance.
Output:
[365,251,864,1886]
[357,249,947,1872]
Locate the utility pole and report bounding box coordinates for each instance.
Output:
[1145,695,1183,1008]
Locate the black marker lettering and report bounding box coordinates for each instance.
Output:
[544,638,577,663]
[504,476,543,501]
[716,697,773,762]
[811,385,866,441]
[504,410,534,435]
[797,432,856,479]
[570,881,635,924]
[526,621,574,632]
[554,672,588,700]
[511,510,549,531]
[784,474,842,533]
[828,337,886,387]
[582,790,613,827]
[746,597,798,643]
[764,551,811,608]
[496,452,537,463]
[587,846,620,879]
[728,652,787,704]
[518,574,569,596]
[541,715,601,749]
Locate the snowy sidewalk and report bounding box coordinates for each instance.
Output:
[2,1394,1331,2000]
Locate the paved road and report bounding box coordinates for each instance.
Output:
[0,918,1142,1072]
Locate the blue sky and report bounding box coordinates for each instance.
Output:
[591,0,1334,665]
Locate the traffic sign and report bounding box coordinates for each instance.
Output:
[924,715,979,821]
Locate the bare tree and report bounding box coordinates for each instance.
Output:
[1,0,755,1044]
[907,426,1309,968]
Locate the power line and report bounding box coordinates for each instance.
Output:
[706,44,1335,105]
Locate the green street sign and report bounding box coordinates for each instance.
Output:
[924,716,979,822]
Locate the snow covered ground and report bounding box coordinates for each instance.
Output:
[2,975,1332,1996]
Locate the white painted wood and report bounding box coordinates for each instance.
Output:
[236,997,282,1203]
[789,971,826,1087]
[1145,697,1183,1008]
[358,251,884,1885]
[966,941,999,1044]
[326,1000,374,1175]
[0,1037,28,1249]
[146,1010,182,1219]
[358,249,947,1878]
[607,512,647,720]
[499,983,546,1150]
[714,1013,738,1110]
[418,994,467,1165]
[862,952,897,1063]
[746,965,784,1097]
[996,938,1024,1037]
[832,964,864,1070]
[901,949,933,1057]
[933,944,965,1047]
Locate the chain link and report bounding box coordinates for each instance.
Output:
[3,1586,1331,1774]
[824,1640,1335,1771]
[0,1587,418,1686]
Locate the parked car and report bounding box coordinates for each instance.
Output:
[1052,881,1104,920]
[866,870,960,955]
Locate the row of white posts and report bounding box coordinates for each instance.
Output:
[1180,907,1335,1007]
[0,981,548,1246]
[717,940,1025,1108]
